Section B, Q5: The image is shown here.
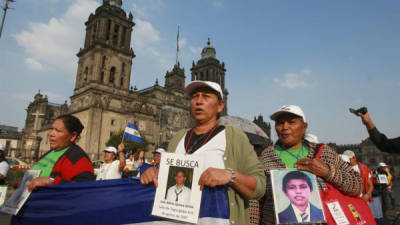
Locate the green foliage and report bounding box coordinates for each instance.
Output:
[106,131,148,153]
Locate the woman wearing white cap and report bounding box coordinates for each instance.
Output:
[260,104,362,225]
[96,143,126,180]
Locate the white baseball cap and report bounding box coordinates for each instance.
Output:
[104,146,117,154]
[340,154,350,163]
[0,145,5,152]
[343,150,355,159]
[270,104,306,122]
[152,148,165,154]
[304,134,319,144]
[378,162,388,167]
[185,80,224,99]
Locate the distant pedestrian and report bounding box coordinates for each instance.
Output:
[0,145,9,185]
[96,143,125,180]
[139,148,164,175]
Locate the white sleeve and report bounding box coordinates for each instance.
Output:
[0,162,9,177]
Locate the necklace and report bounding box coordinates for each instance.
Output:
[278,145,305,161]
[185,125,218,153]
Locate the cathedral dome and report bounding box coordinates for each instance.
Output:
[201,38,216,59]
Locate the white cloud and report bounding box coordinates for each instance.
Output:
[133,18,161,50]
[273,69,312,89]
[131,0,165,19]
[24,58,44,71]
[14,0,100,74]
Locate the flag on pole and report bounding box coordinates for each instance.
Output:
[177,25,180,52]
[123,122,143,144]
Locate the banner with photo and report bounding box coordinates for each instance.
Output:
[271,169,326,224]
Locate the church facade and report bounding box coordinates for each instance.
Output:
[20,0,228,160]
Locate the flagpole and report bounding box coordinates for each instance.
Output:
[176,25,180,65]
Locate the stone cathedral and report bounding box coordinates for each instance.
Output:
[20,0,228,161]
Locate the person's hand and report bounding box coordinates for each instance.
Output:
[140,167,159,186]
[295,158,330,177]
[357,112,375,130]
[118,142,125,152]
[198,168,231,190]
[362,193,371,201]
[27,177,53,191]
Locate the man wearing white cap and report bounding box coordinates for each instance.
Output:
[0,145,9,185]
[96,143,125,180]
[141,80,266,225]
[343,150,374,201]
[260,105,362,225]
[139,148,165,175]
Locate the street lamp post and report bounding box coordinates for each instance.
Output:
[0,0,15,39]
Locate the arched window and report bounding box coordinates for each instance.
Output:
[109,67,116,83]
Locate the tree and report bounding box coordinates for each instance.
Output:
[106,131,148,153]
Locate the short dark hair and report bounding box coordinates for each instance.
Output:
[55,114,84,137]
[282,170,313,192]
[175,169,186,178]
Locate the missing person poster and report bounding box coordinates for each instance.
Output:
[1,170,41,215]
[152,152,204,224]
[0,186,7,206]
[271,169,326,224]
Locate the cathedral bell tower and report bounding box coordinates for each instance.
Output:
[73,0,135,96]
[69,0,136,159]
[191,38,228,115]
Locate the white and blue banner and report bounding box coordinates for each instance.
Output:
[10,178,229,225]
[124,122,143,144]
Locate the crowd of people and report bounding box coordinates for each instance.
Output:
[2,80,398,225]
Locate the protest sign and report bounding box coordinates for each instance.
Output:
[152,152,204,224]
[1,170,41,215]
[271,169,325,224]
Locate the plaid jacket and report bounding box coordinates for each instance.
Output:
[259,142,362,225]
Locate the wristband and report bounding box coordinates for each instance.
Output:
[227,168,236,186]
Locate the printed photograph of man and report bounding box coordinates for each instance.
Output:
[165,169,192,203]
[278,170,324,224]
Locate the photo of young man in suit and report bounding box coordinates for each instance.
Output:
[278,170,324,224]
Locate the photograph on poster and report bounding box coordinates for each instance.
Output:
[271,169,325,224]
[1,170,41,215]
[165,166,193,204]
[152,152,204,224]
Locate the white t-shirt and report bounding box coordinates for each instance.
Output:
[96,160,121,180]
[175,130,226,169]
[0,161,9,178]
[166,185,191,203]
[125,159,134,170]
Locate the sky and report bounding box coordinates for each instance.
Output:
[0,0,399,144]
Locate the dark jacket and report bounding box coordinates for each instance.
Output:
[368,127,400,154]
[278,203,324,224]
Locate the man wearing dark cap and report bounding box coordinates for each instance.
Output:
[141,80,266,225]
